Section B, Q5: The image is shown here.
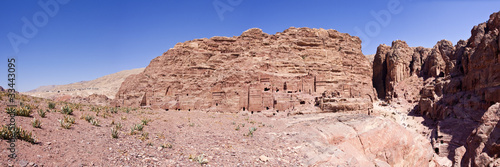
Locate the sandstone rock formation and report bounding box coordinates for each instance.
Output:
[116,27,375,113]
[461,103,500,166]
[373,11,500,164]
[302,114,433,166]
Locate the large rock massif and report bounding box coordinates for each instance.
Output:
[373,11,500,165]
[116,27,375,113]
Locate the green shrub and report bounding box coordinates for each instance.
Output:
[32,118,42,128]
[59,115,75,129]
[48,102,56,109]
[90,119,100,126]
[115,122,122,130]
[0,125,36,144]
[247,127,257,137]
[6,107,32,117]
[84,115,94,122]
[38,109,46,118]
[111,128,119,138]
[61,105,73,115]
[141,118,150,125]
[135,124,144,131]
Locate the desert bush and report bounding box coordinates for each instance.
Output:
[123,107,131,113]
[111,127,119,138]
[59,120,72,129]
[139,132,149,141]
[90,119,100,126]
[130,123,144,135]
[0,125,36,144]
[161,143,173,149]
[130,126,136,135]
[59,115,75,129]
[135,124,144,131]
[61,105,73,115]
[83,114,94,122]
[247,127,257,137]
[110,107,118,114]
[32,118,42,128]
[38,109,46,118]
[115,122,122,130]
[64,115,75,124]
[190,154,208,165]
[48,102,56,109]
[141,118,150,125]
[5,107,32,117]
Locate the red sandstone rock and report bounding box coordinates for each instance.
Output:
[116,27,375,113]
[373,11,500,165]
[305,115,433,166]
[462,103,500,166]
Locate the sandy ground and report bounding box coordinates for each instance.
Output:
[0,93,435,167]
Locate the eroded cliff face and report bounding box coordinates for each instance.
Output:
[372,11,500,165]
[116,27,375,113]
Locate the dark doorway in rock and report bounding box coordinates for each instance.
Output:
[165,86,170,96]
[283,82,287,91]
[216,103,218,106]
[264,87,270,91]
[243,107,246,111]
[300,101,305,104]
[266,107,269,110]
[140,93,147,106]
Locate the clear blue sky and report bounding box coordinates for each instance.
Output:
[0,0,499,92]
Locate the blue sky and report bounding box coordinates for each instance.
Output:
[0,0,499,92]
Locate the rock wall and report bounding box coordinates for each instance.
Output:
[116,27,375,113]
[461,103,500,166]
[372,11,500,164]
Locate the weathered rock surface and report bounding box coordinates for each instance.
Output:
[462,103,500,166]
[373,11,500,165]
[116,27,375,113]
[301,114,433,166]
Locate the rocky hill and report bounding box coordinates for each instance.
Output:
[25,68,145,100]
[116,27,375,113]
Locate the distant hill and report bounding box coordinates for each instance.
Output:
[24,68,145,99]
